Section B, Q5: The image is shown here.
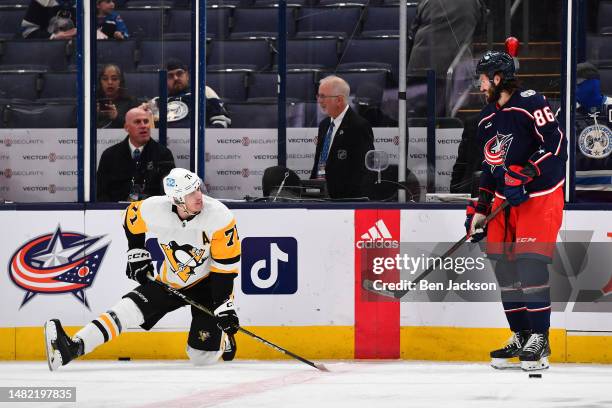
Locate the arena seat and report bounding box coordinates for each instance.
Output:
[0,71,41,100]
[206,71,248,102]
[3,102,76,128]
[207,39,273,71]
[230,7,297,39]
[248,71,316,101]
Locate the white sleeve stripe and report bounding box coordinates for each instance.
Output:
[533,125,545,142]
[503,107,534,120]
[478,112,496,128]
[534,152,552,165]
[554,127,564,156]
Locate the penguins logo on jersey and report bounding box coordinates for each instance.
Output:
[484,132,514,169]
[578,121,612,159]
[161,241,207,283]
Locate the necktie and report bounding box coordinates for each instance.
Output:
[133,148,141,161]
[319,120,335,165]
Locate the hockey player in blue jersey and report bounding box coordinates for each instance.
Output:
[464,51,567,370]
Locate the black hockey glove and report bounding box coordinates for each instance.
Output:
[126,248,155,285]
[214,299,239,335]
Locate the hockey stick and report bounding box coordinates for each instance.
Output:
[363,200,510,299]
[148,278,329,372]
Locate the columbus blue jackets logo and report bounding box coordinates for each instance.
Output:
[578,122,612,159]
[9,226,110,309]
[484,132,514,169]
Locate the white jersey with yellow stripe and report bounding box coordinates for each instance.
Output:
[124,195,240,289]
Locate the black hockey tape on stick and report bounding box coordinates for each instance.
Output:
[363,200,510,300]
[147,277,329,372]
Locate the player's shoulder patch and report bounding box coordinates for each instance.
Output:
[520,90,537,98]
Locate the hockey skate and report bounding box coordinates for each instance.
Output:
[519,332,550,371]
[44,319,83,371]
[490,330,531,369]
[222,333,237,361]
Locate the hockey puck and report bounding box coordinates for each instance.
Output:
[529,373,542,378]
[118,357,131,361]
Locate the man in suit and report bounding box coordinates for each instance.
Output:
[310,75,375,199]
[97,107,175,202]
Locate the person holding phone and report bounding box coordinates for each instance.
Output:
[97,64,139,129]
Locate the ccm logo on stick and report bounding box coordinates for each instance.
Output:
[241,237,297,294]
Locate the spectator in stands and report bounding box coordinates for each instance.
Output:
[143,59,231,128]
[574,62,612,202]
[406,0,486,116]
[97,107,175,202]
[96,0,129,40]
[310,75,375,199]
[97,64,139,129]
[21,0,77,40]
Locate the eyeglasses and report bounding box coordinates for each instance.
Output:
[316,94,341,99]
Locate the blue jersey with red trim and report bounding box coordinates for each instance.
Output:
[477,89,567,196]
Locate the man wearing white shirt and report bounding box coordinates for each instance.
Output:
[310,76,375,199]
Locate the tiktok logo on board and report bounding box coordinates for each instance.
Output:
[241,237,298,295]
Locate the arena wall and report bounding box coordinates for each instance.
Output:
[1,207,611,363]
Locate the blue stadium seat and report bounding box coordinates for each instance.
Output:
[3,102,76,128]
[0,9,25,39]
[586,35,612,67]
[598,1,612,34]
[0,71,41,100]
[296,6,363,39]
[124,72,161,100]
[119,9,164,39]
[166,9,191,34]
[252,0,310,5]
[248,71,316,101]
[207,39,272,71]
[206,6,234,39]
[206,71,248,101]
[97,40,137,72]
[230,7,297,39]
[226,101,307,127]
[206,0,243,6]
[138,40,191,69]
[337,38,399,83]
[361,5,413,38]
[600,67,612,95]
[333,70,387,101]
[318,0,371,5]
[0,0,30,6]
[38,72,77,101]
[0,40,70,71]
[284,38,339,70]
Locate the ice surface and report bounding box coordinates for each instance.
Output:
[1,360,611,407]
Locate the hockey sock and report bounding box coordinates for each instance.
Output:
[517,258,551,333]
[495,259,530,332]
[74,298,145,354]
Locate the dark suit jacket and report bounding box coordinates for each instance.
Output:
[96,136,175,202]
[310,107,375,199]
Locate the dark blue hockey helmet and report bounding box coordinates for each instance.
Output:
[476,51,516,81]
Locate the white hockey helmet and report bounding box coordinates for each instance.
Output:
[163,168,202,204]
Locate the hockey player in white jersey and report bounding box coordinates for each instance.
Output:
[44,168,241,371]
